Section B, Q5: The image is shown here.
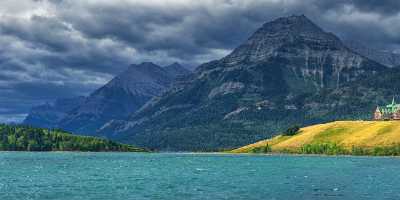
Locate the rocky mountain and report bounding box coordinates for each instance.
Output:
[345,40,400,68]
[164,62,192,78]
[23,96,85,128]
[56,62,190,135]
[100,15,398,151]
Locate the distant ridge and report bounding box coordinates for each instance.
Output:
[23,96,85,128]
[24,62,190,136]
[345,40,400,68]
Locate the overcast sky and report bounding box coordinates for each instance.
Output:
[1,0,400,123]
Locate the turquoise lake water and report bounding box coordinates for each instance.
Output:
[0,152,399,200]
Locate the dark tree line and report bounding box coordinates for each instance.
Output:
[0,124,145,152]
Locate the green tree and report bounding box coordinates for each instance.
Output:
[283,125,300,136]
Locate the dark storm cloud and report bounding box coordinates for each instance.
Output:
[0,0,399,122]
[312,0,400,50]
[54,0,400,58]
[312,0,400,15]
[0,15,71,52]
[53,0,303,61]
[349,0,400,15]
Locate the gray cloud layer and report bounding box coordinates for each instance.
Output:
[0,0,400,122]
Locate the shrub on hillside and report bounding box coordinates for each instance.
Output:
[251,144,272,153]
[283,125,300,136]
[300,143,348,155]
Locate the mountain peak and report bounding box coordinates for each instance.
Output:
[268,14,311,25]
[169,62,181,66]
[281,14,309,22]
[58,62,177,135]
[165,62,182,69]
[260,14,323,33]
[164,62,191,77]
[223,15,343,64]
[129,62,160,70]
[110,62,171,92]
[139,61,158,66]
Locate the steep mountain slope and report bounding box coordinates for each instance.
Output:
[23,96,85,128]
[231,120,400,155]
[58,62,189,135]
[103,15,393,151]
[345,40,400,68]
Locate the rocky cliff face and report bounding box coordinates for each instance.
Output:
[102,15,393,151]
[58,62,190,135]
[222,15,384,89]
[23,96,85,128]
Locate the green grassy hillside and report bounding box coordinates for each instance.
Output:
[0,124,146,152]
[231,121,400,156]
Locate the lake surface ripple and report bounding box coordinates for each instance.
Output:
[0,152,399,200]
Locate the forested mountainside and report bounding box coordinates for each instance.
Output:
[0,124,145,152]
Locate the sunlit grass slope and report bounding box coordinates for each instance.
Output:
[232,121,400,155]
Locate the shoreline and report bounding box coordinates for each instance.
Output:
[2,151,400,158]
